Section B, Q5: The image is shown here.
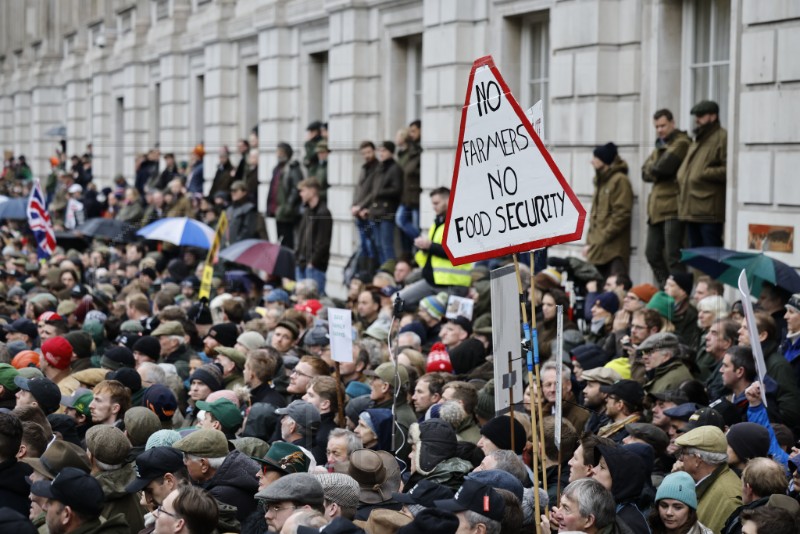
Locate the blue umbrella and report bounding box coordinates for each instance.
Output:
[0,198,28,220]
[137,217,215,249]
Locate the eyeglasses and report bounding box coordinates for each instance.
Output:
[154,505,179,519]
[291,368,312,380]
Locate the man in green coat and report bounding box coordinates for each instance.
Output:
[677,100,727,248]
[584,142,633,278]
[642,109,691,286]
[675,426,742,534]
[639,332,694,396]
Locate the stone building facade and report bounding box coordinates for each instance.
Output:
[1,0,799,294]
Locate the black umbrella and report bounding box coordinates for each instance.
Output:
[76,218,137,243]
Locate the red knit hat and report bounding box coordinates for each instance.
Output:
[629,284,658,304]
[41,336,73,370]
[426,342,453,373]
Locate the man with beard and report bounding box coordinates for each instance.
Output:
[581,367,621,434]
[677,100,727,248]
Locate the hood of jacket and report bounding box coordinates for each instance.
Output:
[205,449,259,494]
[596,444,645,504]
[593,156,629,186]
[364,408,394,452]
[95,463,137,500]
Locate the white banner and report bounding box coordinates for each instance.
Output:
[738,271,768,407]
[490,265,524,414]
[328,308,354,364]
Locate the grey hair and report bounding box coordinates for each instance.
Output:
[168,334,184,346]
[295,279,319,300]
[541,361,572,381]
[397,331,422,350]
[138,362,166,385]
[463,510,501,534]
[685,446,728,466]
[561,478,615,529]
[185,454,225,470]
[328,428,362,455]
[697,295,730,319]
[489,450,529,484]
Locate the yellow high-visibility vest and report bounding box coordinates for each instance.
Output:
[414,221,472,286]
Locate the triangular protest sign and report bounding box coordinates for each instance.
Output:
[443,55,586,265]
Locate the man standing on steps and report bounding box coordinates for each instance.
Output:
[295,178,332,296]
[642,109,691,286]
[351,141,381,277]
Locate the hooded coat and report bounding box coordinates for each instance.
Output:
[596,445,650,534]
[0,459,33,517]
[203,449,260,521]
[644,357,694,395]
[405,419,472,492]
[95,463,145,534]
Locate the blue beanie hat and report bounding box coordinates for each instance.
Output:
[596,292,619,315]
[656,472,698,509]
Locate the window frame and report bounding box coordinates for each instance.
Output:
[519,11,550,142]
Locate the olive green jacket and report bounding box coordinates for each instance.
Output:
[642,130,691,224]
[586,156,633,266]
[677,122,727,223]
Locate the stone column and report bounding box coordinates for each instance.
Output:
[12,91,32,161]
[159,54,190,155]
[325,1,383,288]
[90,74,112,184]
[122,63,151,182]
[65,80,90,161]
[30,86,64,179]
[420,0,489,224]
[203,41,239,192]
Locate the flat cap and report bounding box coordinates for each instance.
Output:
[173,429,229,458]
[315,473,360,510]
[638,332,680,353]
[85,425,132,466]
[690,100,719,116]
[151,321,185,337]
[581,367,621,386]
[255,472,324,506]
[214,346,246,370]
[364,362,409,388]
[674,425,727,454]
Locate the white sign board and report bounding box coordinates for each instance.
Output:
[328,308,354,363]
[443,55,585,265]
[738,271,768,406]
[526,100,545,141]
[490,265,524,415]
[446,295,474,320]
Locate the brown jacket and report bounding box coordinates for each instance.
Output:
[586,156,633,266]
[677,122,727,223]
[642,130,691,224]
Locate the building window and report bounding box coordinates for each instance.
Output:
[154,0,170,21]
[405,35,423,124]
[520,13,549,134]
[119,8,134,34]
[89,22,104,50]
[684,0,730,124]
[309,52,329,123]
[64,33,76,58]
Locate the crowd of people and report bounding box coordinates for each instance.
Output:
[0,99,797,534]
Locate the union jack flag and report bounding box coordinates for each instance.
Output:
[27,179,56,258]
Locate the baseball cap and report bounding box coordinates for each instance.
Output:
[364,362,409,387]
[195,398,243,431]
[3,318,37,340]
[275,400,321,428]
[0,363,19,393]
[681,406,725,433]
[30,467,105,516]
[663,403,703,422]
[61,388,93,418]
[13,376,61,414]
[434,479,505,521]
[125,447,185,493]
[599,379,644,408]
[393,479,454,506]
[294,299,322,316]
[266,289,290,304]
